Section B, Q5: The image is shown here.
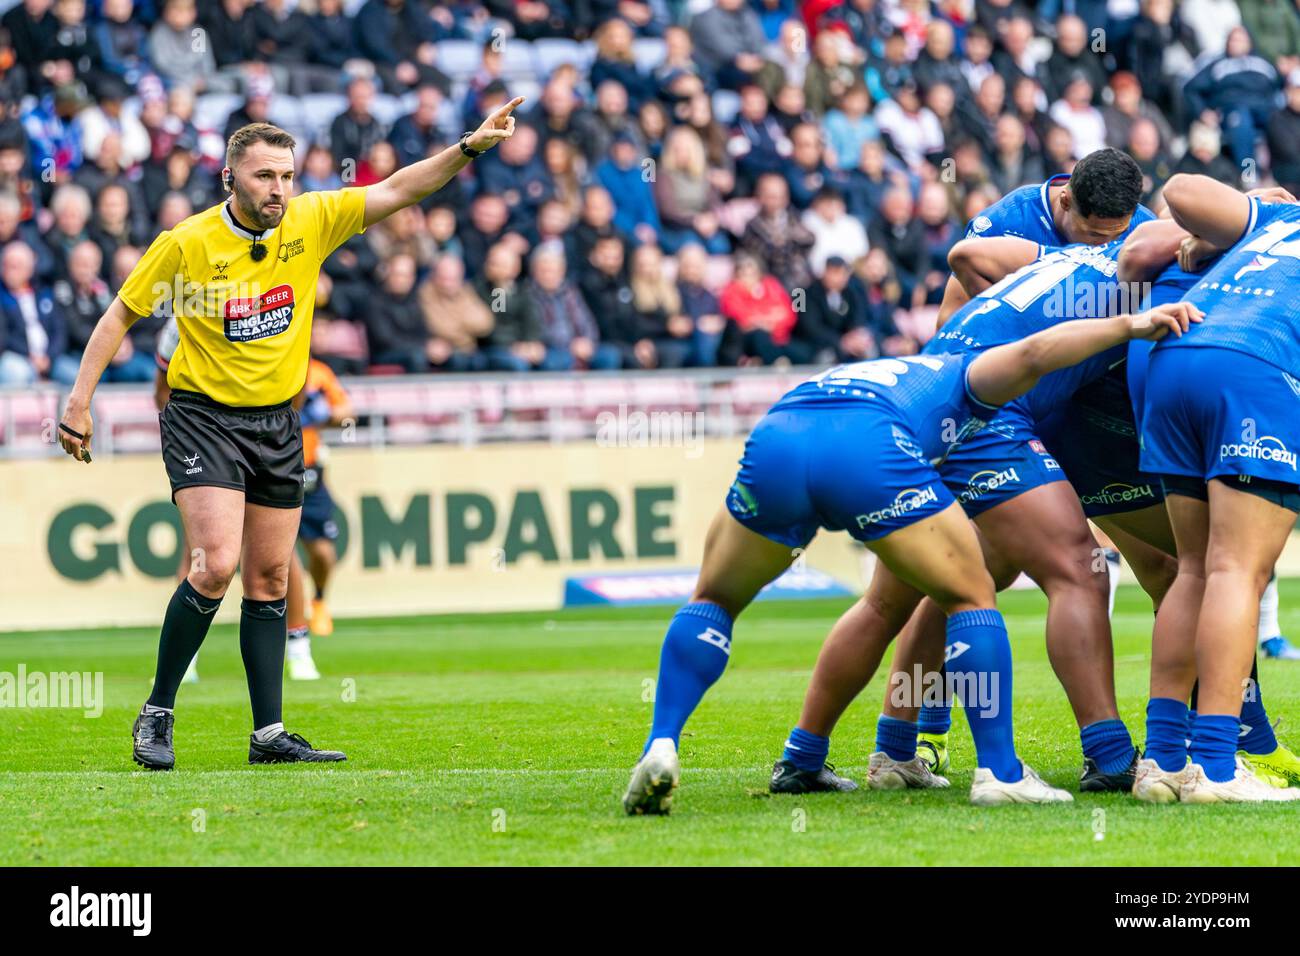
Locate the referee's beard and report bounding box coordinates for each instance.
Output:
[231,183,286,232]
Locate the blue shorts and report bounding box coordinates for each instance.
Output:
[936,401,1067,518]
[1037,367,1164,518]
[1142,346,1300,492]
[299,470,339,542]
[726,404,955,547]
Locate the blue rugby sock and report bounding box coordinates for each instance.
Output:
[783,727,829,772]
[875,715,919,762]
[1081,718,1136,774]
[1144,697,1189,773]
[1190,713,1241,783]
[1239,662,1277,755]
[645,601,734,751]
[947,608,1021,783]
[917,668,952,734]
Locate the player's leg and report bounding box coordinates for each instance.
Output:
[134,487,245,770]
[878,537,1022,777]
[285,548,320,681]
[867,502,1071,804]
[771,562,925,792]
[972,483,1139,787]
[306,537,338,636]
[1183,480,1300,802]
[175,532,200,684]
[1258,570,1300,659]
[239,501,345,763]
[1095,506,1178,610]
[626,505,797,814]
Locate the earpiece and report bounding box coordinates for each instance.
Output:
[223,170,234,192]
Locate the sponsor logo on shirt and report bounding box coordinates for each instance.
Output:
[1079,482,1156,507]
[223,284,296,342]
[855,486,940,528]
[1220,436,1298,470]
[277,237,305,262]
[957,467,1020,504]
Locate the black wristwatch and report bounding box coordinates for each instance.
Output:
[458,132,484,158]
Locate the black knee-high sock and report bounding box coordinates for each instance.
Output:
[147,579,222,709]
[1189,656,1260,712]
[240,597,287,730]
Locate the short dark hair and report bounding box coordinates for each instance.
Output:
[1068,147,1143,220]
[225,123,296,169]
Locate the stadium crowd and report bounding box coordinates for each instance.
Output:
[0,0,1297,383]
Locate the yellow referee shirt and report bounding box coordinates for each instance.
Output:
[117,188,367,407]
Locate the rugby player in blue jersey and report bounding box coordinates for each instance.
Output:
[1129,174,1300,802]
[622,261,1201,813]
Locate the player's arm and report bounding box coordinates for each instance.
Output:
[967,301,1203,408]
[946,236,1041,298]
[935,274,969,327]
[363,97,525,227]
[57,296,142,463]
[1161,173,1255,250]
[1117,219,1187,284]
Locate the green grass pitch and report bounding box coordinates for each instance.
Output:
[3,583,1300,866]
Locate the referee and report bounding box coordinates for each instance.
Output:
[57,98,524,770]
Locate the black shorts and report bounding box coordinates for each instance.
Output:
[160,390,304,508]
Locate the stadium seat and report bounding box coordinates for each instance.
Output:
[631,38,667,72]
[630,375,700,411]
[499,41,540,81]
[435,40,483,80]
[711,89,741,125]
[533,38,594,75]
[577,376,633,416]
[297,93,349,142]
[194,93,244,133]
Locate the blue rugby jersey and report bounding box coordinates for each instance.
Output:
[965,173,1156,245]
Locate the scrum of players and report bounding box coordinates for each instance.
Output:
[625,147,1300,812]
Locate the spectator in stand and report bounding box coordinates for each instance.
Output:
[1045,14,1106,102]
[1268,70,1300,195]
[1042,123,1076,176]
[476,123,553,238]
[1127,0,1199,126]
[803,185,868,276]
[993,15,1049,92]
[0,241,67,385]
[784,121,837,209]
[532,199,578,271]
[390,86,450,168]
[252,0,341,95]
[530,242,621,370]
[363,253,437,373]
[823,84,879,171]
[989,113,1045,194]
[917,181,959,307]
[874,79,943,170]
[46,0,103,90]
[477,242,545,372]
[418,255,492,372]
[53,239,151,383]
[728,82,791,193]
[790,254,873,364]
[591,18,655,110]
[426,205,465,262]
[3,0,56,94]
[762,19,811,99]
[654,125,728,253]
[579,234,644,367]
[22,77,87,188]
[0,194,55,282]
[807,28,860,116]
[460,192,514,277]
[367,205,437,275]
[1102,71,1175,153]
[142,145,214,220]
[149,0,217,91]
[1181,0,1242,55]
[595,130,660,246]
[222,72,276,142]
[674,242,730,367]
[740,172,815,292]
[689,0,771,90]
[202,0,259,82]
[76,76,150,168]
[541,136,585,218]
[582,79,642,166]
[959,25,997,98]
[914,19,966,96]
[299,144,345,193]
[1238,0,1300,67]
[960,72,1004,158]
[843,138,901,227]
[486,0,573,41]
[308,0,359,73]
[628,243,693,369]
[574,184,625,265]
[719,252,804,364]
[869,185,926,305]
[1010,75,1050,155]
[1174,120,1243,185]
[87,182,147,275]
[1127,117,1174,206]
[44,184,93,279]
[865,32,914,104]
[1049,73,1106,159]
[1183,26,1281,168]
[330,76,389,169]
[856,246,916,355]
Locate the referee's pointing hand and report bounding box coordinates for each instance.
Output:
[467,97,526,153]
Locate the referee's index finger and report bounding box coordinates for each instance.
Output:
[492,96,526,119]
